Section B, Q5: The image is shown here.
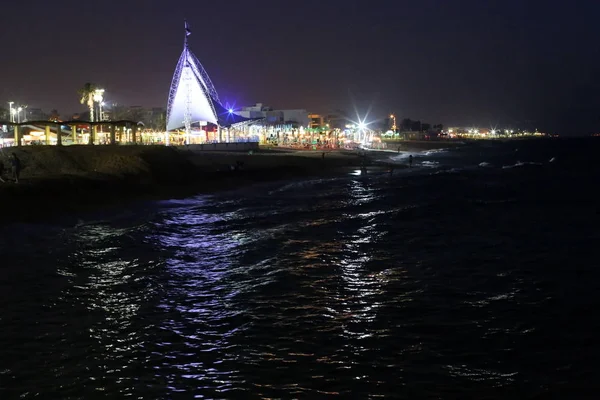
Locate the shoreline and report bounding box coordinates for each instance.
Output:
[0,140,464,223]
[0,146,387,223]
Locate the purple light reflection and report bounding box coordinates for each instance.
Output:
[145,204,250,394]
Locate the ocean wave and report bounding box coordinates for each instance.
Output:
[387,152,412,163]
[421,161,440,168]
[423,149,448,156]
[502,161,543,169]
[267,177,341,195]
[433,168,461,175]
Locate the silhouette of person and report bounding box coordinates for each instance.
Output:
[11,153,21,183]
[0,160,5,183]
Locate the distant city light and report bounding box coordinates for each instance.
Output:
[228,108,234,113]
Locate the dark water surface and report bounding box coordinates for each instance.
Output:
[1,138,599,399]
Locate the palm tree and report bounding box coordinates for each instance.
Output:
[78,83,97,122]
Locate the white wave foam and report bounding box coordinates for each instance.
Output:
[479,162,492,167]
[158,196,210,206]
[421,161,440,168]
[389,152,412,161]
[385,146,448,165]
[549,157,556,163]
[433,168,461,175]
[502,161,542,169]
[423,149,448,156]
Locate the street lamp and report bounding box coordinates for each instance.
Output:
[8,102,14,123]
[357,121,368,144]
[99,101,105,122]
[390,114,397,132]
[93,89,105,122]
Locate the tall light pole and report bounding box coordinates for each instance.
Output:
[99,101,105,122]
[390,114,397,133]
[16,107,22,123]
[93,89,105,122]
[8,102,14,123]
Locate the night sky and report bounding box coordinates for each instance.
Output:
[1,0,599,134]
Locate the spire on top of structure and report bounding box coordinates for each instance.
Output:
[184,20,191,48]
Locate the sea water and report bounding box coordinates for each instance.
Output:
[1,138,599,398]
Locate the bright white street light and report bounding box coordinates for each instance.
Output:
[16,107,23,123]
[93,91,104,103]
[8,101,14,123]
[93,89,105,122]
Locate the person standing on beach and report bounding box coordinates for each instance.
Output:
[408,155,413,168]
[0,160,5,183]
[11,153,21,183]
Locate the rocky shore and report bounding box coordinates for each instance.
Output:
[0,146,368,223]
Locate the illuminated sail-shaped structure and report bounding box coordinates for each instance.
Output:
[166,22,261,142]
[166,26,221,132]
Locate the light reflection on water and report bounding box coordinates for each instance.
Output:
[1,147,598,398]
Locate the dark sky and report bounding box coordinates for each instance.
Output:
[1,0,599,134]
